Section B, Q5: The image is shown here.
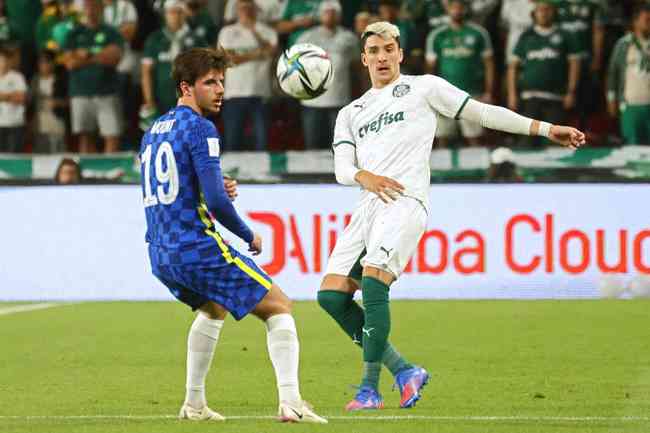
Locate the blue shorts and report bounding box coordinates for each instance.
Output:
[149,231,272,320]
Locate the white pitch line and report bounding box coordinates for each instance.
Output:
[0,415,649,422]
[0,303,62,316]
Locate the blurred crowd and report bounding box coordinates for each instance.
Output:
[0,0,648,154]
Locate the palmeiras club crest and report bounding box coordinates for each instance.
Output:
[393,84,410,98]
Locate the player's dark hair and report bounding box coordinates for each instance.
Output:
[360,31,401,53]
[172,47,231,96]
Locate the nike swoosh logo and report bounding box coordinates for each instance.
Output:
[290,408,303,419]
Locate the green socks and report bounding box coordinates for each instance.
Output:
[318,278,413,390]
[382,343,411,376]
[317,290,365,347]
[360,276,390,389]
[360,276,390,361]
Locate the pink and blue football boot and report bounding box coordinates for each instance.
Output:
[394,366,430,408]
[345,386,385,411]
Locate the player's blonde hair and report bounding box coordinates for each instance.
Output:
[360,21,401,52]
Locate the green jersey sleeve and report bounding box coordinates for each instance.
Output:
[143,32,158,63]
[564,30,581,58]
[512,30,526,62]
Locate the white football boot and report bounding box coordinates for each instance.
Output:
[278,400,328,424]
[178,403,226,421]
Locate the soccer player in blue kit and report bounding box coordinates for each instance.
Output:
[140,47,326,424]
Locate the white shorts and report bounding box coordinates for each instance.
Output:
[436,112,484,139]
[325,196,427,280]
[71,95,123,137]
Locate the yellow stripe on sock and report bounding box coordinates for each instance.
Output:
[205,229,271,291]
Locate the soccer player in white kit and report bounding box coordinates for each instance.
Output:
[317,21,585,411]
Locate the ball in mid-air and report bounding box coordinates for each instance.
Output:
[276,43,333,100]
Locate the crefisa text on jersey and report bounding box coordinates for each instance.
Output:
[357,111,405,138]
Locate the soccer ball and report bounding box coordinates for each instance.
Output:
[276,43,334,100]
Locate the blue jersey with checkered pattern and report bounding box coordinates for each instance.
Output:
[140,105,256,268]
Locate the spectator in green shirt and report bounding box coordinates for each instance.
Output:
[50,1,81,52]
[508,0,581,147]
[276,0,323,47]
[141,0,208,124]
[556,0,605,74]
[555,0,605,128]
[185,0,219,46]
[404,0,448,31]
[426,0,495,146]
[62,0,124,153]
[377,0,420,73]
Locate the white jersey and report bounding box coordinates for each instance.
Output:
[332,74,469,212]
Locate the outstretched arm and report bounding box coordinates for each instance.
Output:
[458,98,585,149]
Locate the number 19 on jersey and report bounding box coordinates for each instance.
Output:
[141,142,179,207]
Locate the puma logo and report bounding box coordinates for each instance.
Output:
[290,408,303,419]
[380,246,393,257]
[362,327,374,337]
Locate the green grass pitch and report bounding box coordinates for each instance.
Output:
[1,300,649,433]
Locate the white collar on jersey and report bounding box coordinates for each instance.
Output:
[369,74,404,94]
[533,25,557,37]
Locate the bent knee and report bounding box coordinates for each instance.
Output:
[261,285,292,316]
[199,301,228,320]
[320,273,358,293]
[317,289,349,314]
